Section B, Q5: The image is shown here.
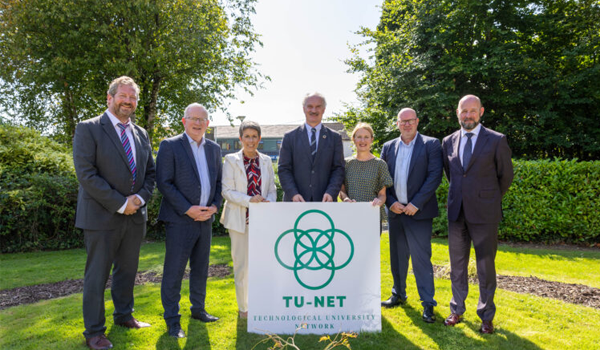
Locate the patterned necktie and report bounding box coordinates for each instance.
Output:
[310,127,317,161]
[117,123,137,185]
[462,132,473,171]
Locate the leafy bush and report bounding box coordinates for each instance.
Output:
[0,124,81,252]
[433,159,600,244]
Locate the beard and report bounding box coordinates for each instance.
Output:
[114,103,135,119]
[460,118,479,131]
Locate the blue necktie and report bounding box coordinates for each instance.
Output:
[462,133,473,171]
[310,127,317,161]
[117,123,137,185]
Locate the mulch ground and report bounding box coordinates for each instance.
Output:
[1,263,599,310]
[0,264,231,310]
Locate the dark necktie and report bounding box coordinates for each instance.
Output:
[310,127,317,160]
[117,123,137,185]
[462,132,473,171]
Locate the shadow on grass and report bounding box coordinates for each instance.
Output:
[403,303,542,350]
[154,319,212,350]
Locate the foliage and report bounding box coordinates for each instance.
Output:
[338,0,600,160]
[0,0,265,145]
[432,158,600,244]
[0,124,80,252]
[252,327,356,350]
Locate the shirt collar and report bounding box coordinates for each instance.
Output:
[400,132,419,147]
[305,122,322,131]
[184,132,205,147]
[105,109,131,127]
[461,123,482,137]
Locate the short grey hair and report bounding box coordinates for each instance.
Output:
[239,120,261,138]
[107,76,140,98]
[184,103,209,118]
[302,92,327,107]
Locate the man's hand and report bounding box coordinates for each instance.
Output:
[292,194,305,202]
[403,203,419,216]
[185,205,204,220]
[389,202,405,214]
[372,198,383,207]
[322,193,334,202]
[195,205,218,222]
[124,195,141,215]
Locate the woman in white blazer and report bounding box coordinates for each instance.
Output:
[220,120,277,319]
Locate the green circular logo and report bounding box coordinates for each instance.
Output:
[274,209,354,290]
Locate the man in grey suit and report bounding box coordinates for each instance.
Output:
[442,95,514,334]
[380,108,443,323]
[156,103,223,339]
[278,92,345,202]
[73,76,156,350]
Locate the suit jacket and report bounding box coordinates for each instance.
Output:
[156,133,223,224]
[73,113,156,230]
[442,126,514,224]
[220,150,277,233]
[381,133,443,221]
[278,124,345,201]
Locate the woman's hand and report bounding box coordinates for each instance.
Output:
[249,195,265,203]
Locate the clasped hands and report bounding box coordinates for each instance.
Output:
[186,205,218,221]
[390,202,418,216]
[292,193,334,202]
[123,195,142,215]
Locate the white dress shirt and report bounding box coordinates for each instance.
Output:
[185,133,212,206]
[459,123,482,167]
[106,110,144,213]
[394,132,418,204]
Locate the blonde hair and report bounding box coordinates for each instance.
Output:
[351,122,374,140]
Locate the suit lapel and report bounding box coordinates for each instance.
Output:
[100,113,131,169]
[451,130,462,170]
[205,140,216,187]
[388,138,401,177]
[130,124,144,173]
[466,126,489,172]
[179,134,201,182]
[408,134,423,176]
[297,124,312,163]
[314,126,330,164]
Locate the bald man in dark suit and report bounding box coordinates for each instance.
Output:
[73,76,156,350]
[441,95,514,334]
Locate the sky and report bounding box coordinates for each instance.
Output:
[210,0,383,126]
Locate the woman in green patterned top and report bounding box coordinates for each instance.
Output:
[339,123,393,227]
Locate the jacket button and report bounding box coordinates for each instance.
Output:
[463,174,467,177]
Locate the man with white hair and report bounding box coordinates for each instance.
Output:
[278,92,345,202]
[156,103,223,338]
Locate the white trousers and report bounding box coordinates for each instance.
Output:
[229,227,249,312]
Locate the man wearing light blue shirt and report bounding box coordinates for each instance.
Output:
[380,108,443,323]
[156,103,223,338]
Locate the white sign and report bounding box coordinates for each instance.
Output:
[248,202,381,334]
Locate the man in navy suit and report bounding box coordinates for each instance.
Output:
[73,76,156,350]
[156,103,223,338]
[380,108,443,323]
[278,92,345,202]
[442,95,513,334]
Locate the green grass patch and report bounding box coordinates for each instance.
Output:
[1,234,599,349]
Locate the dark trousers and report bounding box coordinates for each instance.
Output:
[161,220,212,326]
[388,214,436,307]
[448,208,498,321]
[82,219,145,339]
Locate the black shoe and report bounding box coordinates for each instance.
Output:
[191,311,219,323]
[422,305,436,323]
[381,294,406,308]
[168,323,186,338]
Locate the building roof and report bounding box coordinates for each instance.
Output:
[212,122,350,141]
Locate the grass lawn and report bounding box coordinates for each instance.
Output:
[1,234,599,349]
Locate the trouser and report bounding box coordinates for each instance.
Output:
[161,220,212,326]
[82,219,144,339]
[229,227,249,312]
[388,214,436,307]
[448,207,498,321]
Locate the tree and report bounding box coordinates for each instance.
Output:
[0,0,264,144]
[339,0,600,159]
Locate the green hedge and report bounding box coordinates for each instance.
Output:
[433,159,600,244]
[0,125,81,252]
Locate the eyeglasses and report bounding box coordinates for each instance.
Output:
[398,118,417,126]
[186,117,208,123]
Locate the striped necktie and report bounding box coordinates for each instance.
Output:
[310,127,317,160]
[117,123,137,186]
